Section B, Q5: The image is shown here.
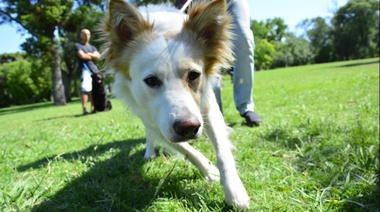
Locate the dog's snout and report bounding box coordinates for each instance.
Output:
[173,119,201,138]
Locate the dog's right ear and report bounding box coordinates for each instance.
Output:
[102,0,153,77]
[183,0,233,76]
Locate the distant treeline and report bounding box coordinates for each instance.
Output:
[252,0,379,70]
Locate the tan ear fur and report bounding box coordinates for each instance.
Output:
[101,0,154,78]
[182,0,233,76]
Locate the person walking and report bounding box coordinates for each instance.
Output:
[176,0,261,126]
[74,29,101,115]
[227,0,261,126]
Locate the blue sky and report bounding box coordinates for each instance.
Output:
[0,0,348,54]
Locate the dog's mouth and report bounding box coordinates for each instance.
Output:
[171,118,202,142]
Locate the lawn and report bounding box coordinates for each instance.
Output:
[0,58,379,211]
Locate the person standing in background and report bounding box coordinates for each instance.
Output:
[74,29,101,115]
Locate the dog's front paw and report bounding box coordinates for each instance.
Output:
[203,165,220,182]
[224,182,250,210]
[144,147,156,160]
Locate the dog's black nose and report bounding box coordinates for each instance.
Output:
[173,119,201,138]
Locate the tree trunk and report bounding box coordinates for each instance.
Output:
[63,51,78,102]
[61,70,72,102]
[51,38,66,106]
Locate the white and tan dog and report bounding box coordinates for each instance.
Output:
[101,0,250,209]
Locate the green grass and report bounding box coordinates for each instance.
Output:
[0,58,379,211]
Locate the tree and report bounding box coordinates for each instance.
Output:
[131,0,176,6]
[251,18,289,69]
[0,0,75,105]
[0,54,51,107]
[254,39,275,70]
[285,33,312,66]
[331,0,379,60]
[0,0,106,105]
[251,18,287,44]
[271,33,312,69]
[298,17,334,63]
[266,18,288,44]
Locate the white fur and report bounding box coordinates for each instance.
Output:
[106,1,249,210]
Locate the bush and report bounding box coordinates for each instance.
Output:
[0,58,51,107]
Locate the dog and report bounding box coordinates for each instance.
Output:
[91,71,112,112]
[101,0,250,209]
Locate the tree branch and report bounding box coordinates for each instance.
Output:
[0,9,37,37]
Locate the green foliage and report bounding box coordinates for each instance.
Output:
[131,0,176,7]
[271,33,312,68]
[0,0,77,105]
[298,17,334,63]
[30,57,53,100]
[253,0,379,68]
[6,0,74,58]
[265,18,288,43]
[252,18,288,43]
[331,0,379,60]
[0,0,108,105]
[251,19,287,70]
[0,56,51,107]
[252,18,312,69]
[0,53,26,63]
[0,58,378,211]
[254,39,275,70]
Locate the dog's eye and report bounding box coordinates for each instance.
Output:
[144,76,162,88]
[188,71,200,83]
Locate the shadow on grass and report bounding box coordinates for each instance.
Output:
[0,102,54,116]
[338,59,379,68]
[28,138,157,211]
[37,111,106,121]
[0,98,81,116]
[17,139,139,172]
[18,138,229,211]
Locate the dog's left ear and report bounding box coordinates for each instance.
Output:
[183,0,233,75]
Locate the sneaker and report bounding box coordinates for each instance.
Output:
[241,111,261,127]
[83,111,89,116]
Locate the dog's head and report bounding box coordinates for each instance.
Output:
[102,0,232,142]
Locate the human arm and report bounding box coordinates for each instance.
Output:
[77,50,100,61]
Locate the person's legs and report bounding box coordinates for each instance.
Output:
[81,92,89,114]
[81,69,93,115]
[228,0,261,126]
[213,75,223,114]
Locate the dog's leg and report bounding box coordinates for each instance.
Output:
[203,89,250,210]
[144,130,156,160]
[144,139,156,160]
[143,126,218,180]
[170,142,220,182]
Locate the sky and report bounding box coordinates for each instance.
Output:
[0,0,348,54]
